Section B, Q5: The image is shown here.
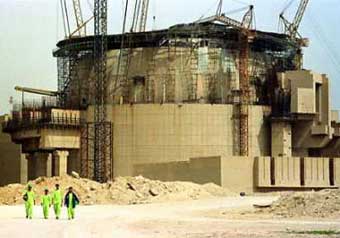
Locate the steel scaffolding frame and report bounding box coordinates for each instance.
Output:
[91,0,113,182]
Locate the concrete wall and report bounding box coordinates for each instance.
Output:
[0,116,26,185]
[281,70,334,153]
[76,45,276,106]
[271,122,292,157]
[39,129,80,149]
[134,156,255,193]
[256,156,271,187]
[333,158,340,186]
[134,156,222,186]
[108,104,271,176]
[220,156,256,193]
[273,157,300,187]
[303,157,330,187]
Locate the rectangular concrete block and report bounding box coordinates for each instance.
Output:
[333,158,340,186]
[274,157,300,187]
[221,156,255,194]
[53,151,69,177]
[256,157,271,187]
[189,156,221,186]
[303,157,330,187]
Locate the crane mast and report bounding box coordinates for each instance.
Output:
[280,0,309,39]
[139,0,150,32]
[131,0,150,32]
[72,0,86,36]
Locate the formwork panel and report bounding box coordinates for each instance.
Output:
[255,156,271,187]
[303,157,330,187]
[274,157,300,187]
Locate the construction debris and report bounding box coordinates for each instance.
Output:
[255,189,340,218]
[0,176,234,206]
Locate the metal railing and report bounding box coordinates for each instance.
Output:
[2,115,81,133]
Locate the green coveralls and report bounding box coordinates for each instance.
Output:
[67,193,75,219]
[52,189,63,219]
[41,194,51,219]
[24,191,35,219]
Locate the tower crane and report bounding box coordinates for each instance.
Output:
[59,0,94,38]
[280,0,310,69]
[72,0,86,36]
[280,0,309,41]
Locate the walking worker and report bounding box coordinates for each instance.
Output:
[41,188,52,219]
[23,184,35,219]
[52,184,63,219]
[64,187,79,220]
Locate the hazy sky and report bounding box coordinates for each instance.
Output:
[0,0,339,114]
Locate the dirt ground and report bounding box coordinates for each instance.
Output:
[0,196,339,238]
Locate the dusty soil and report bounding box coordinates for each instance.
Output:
[0,175,234,205]
[0,197,339,238]
[252,189,340,219]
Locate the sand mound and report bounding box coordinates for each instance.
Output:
[257,189,340,218]
[0,176,233,205]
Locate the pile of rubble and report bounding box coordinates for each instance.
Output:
[0,175,233,205]
[257,189,340,218]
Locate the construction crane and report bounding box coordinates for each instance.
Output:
[15,86,59,97]
[72,0,86,36]
[196,5,254,30]
[59,0,93,38]
[280,0,309,69]
[280,0,309,40]
[139,0,150,32]
[196,4,254,156]
[131,0,150,32]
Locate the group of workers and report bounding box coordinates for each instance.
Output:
[23,184,80,220]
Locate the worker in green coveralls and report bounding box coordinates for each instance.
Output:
[64,187,80,220]
[23,184,35,219]
[41,188,51,219]
[52,184,63,219]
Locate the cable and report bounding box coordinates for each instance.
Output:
[63,0,71,36]
[281,0,295,14]
[59,0,67,38]
[225,6,249,15]
[230,0,249,6]
[198,0,220,20]
[131,0,140,32]
[305,11,340,76]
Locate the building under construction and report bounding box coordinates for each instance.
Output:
[2,0,340,192]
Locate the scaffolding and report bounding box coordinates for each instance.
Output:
[52,22,301,175]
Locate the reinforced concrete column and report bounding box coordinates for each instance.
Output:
[27,153,36,181]
[35,153,52,178]
[67,150,81,174]
[53,150,69,177]
[19,154,28,184]
[271,121,292,157]
[27,153,52,180]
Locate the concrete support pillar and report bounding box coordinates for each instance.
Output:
[271,121,292,157]
[26,153,52,180]
[35,153,52,178]
[53,150,69,177]
[27,153,35,181]
[19,154,28,184]
[67,150,81,174]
